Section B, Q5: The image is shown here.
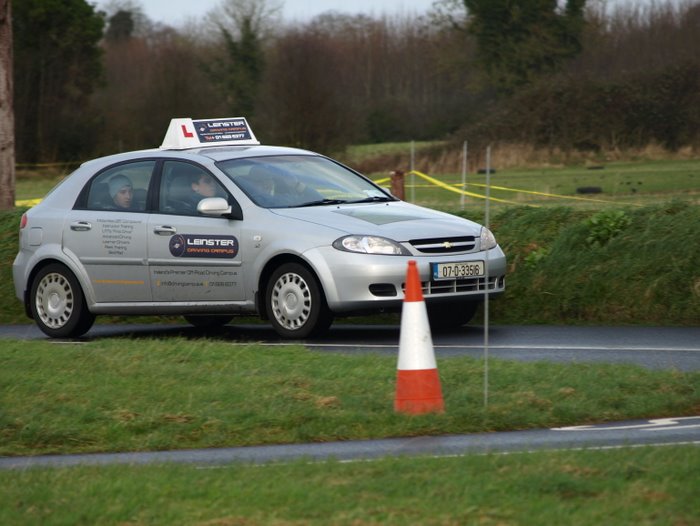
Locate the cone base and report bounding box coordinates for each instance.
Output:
[394,369,445,415]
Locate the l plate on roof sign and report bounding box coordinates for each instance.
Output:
[160,117,260,149]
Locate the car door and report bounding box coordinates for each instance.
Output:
[63,160,155,303]
[147,160,245,302]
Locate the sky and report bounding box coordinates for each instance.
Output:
[93,0,440,26]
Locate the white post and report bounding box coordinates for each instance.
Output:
[483,145,491,408]
[460,140,467,210]
[410,140,415,203]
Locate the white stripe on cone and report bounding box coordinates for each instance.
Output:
[397,302,437,370]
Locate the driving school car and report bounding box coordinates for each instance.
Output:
[13,117,506,339]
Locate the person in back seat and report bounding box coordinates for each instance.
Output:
[109,174,134,209]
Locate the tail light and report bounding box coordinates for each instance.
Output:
[20,213,27,229]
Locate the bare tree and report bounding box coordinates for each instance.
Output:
[0,0,14,210]
[205,0,282,40]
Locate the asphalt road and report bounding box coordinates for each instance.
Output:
[2,416,699,470]
[2,322,699,469]
[2,322,699,371]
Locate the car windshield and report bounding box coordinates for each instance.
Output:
[217,155,393,208]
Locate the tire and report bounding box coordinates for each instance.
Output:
[265,263,333,339]
[30,263,95,338]
[183,314,233,328]
[427,301,479,330]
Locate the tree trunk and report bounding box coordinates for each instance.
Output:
[0,0,15,210]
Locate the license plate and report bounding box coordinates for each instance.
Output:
[431,261,485,280]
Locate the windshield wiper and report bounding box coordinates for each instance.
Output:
[347,196,394,204]
[297,198,349,207]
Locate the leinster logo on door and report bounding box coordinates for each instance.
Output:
[169,234,239,258]
[169,234,187,257]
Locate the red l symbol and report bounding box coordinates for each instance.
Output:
[181,125,194,138]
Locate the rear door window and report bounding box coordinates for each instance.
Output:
[86,161,156,212]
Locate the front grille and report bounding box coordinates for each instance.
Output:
[402,275,504,296]
[409,236,476,254]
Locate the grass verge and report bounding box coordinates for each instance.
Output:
[2,338,699,456]
[1,446,699,525]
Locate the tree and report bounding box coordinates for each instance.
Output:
[13,0,104,162]
[0,0,14,210]
[216,17,265,118]
[105,9,135,41]
[464,0,586,93]
[205,0,281,119]
[94,25,226,154]
[99,0,153,38]
[260,29,354,151]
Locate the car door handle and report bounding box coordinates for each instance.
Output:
[70,221,92,231]
[154,225,177,235]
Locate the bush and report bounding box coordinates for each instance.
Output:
[585,210,632,247]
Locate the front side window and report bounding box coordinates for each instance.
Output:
[87,161,155,212]
[159,161,227,216]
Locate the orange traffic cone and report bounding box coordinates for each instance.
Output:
[394,260,445,414]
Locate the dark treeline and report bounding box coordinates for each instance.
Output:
[12,0,700,164]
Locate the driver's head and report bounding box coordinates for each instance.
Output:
[192,173,217,197]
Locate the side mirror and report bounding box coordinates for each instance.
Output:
[197,197,243,220]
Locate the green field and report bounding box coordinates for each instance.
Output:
[2,446,699,525]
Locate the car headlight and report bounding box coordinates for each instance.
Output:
[333,235,410,255]
[480,227,498,251]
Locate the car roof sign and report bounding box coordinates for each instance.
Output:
[160,117,260,149]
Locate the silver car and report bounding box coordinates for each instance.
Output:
[13,119,506,339]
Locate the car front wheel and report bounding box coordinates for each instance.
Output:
[30,263,95,338]
[265,263,333,339]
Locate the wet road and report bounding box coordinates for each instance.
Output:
[3,323,699,371]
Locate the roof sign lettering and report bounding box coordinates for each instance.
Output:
[160,117,260,150]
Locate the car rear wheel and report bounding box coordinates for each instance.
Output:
[30,263,95,338]
[266,263,333,339]
[427,301,479,330]
[183,315,233,328]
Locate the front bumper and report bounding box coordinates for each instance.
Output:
[305,245,507,313]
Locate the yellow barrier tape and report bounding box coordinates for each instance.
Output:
[15,198,42,207]
[463,182,642,206]
[374,177,390,185]
[394,170,641,207]
[410,170,528,206]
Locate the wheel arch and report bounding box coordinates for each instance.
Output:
[24,257,93,316]
[256,254,328,320]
